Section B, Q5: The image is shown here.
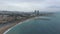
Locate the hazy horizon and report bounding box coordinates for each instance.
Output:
[0,0,60,12]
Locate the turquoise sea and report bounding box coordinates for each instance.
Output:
[5,12,60,34]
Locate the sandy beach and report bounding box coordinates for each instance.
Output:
[0,21,21,34]
[0,16,36,34]
[0,18,29,34]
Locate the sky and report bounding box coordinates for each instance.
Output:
[0,0,60,12]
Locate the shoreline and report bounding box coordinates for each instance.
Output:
[2,17,36,34]
[3,17,38,34]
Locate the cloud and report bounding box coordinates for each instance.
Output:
[48,6,60,8]
[0,0,60,11]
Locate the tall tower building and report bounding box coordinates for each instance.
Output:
[34,10,39,16]
[37,10,39,15]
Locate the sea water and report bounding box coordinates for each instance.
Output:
[5,12,60,34]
